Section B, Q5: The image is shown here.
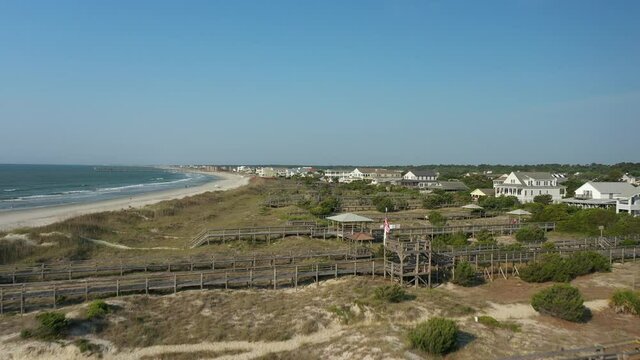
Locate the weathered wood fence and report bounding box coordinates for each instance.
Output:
[0,259,383,314]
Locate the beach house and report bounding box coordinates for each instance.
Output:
[562,181,639,210]
[493,172,566,203]
[401,170,439,188]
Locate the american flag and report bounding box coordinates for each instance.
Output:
[383,217,390,246]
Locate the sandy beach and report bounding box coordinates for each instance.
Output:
[0,171,250,231]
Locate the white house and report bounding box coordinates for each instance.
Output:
[257,167,277,178]
[562,182,638,209]
[622,173,640,186]
[494,172,566,203]
[403,170,438,181]
[617,192,640,217]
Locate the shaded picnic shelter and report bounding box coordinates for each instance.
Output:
[346,232,375,246]
[326,213,375,239]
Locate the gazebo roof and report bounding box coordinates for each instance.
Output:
[507,209,532,216]
[326,213,374,223]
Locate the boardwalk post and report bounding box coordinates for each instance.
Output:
[452,257,456,281]
[85,281,88,301]
[335,264,338,278]
[200,273,204,290]
[173,274,177,294]
[41,264,45,280]
[610,249,613,266]
[634,248,636,262]
[490,253,494,278]
[225,271,228,289]
[20,284,24,314]
[295,266,298,289]
[120,263,124,276]
[372,261,375,279]
[249,269,253,288]
[273,267,277,290]
[353,261,357,276]
[53,286,56,309]
[68,266,72,281]
[316,264,319,285]
[116,280,120,297]
[212,260,215,270]
[1,288,3,314]
[145,278,149,295]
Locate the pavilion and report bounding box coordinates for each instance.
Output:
[326,213,375,239]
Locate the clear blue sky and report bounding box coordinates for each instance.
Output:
[1,1,638,166]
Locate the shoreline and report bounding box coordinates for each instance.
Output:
[0,171,250,231]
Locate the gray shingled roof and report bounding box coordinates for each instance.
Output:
[586,182,639,197]
[514,172,555,182]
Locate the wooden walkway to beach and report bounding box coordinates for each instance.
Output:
[189,222,557,248]
[0,259,383,314]
[0,249,372,285]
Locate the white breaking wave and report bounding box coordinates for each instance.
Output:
[3,189,17,192]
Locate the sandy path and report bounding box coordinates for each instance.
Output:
[0,324,343,360]
[121,324,343,360]
[0,172,249,231]
[85,238,181,250]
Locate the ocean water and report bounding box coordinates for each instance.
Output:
[0,164,216,211]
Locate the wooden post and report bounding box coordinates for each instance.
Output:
[53,285,57,309]
[41,264,45,281]
[452,256,456,281]
[85,281,89,301]
[200,273,204,290]
[116,280,120,297]
[173,274,177,294]
[622,248,625,264]
[249,269,253,288]
[335,264,338,278]
[295,266,298,289]
[372,261,375,279]
[0,288,3,314]
[353,261,357,276]
[212,260,215,270]
[428,240,432,288]
[273,267,277,290]
[315,264,319,285]
[20,284,24,314]
[490,253,494,277]
[610,249,613,265]
[145,278,149,295]
[225,271,228,289]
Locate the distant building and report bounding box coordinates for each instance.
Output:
[424,181,469,192]
[622,173,640,186]
[494,172,566,203]
[401,170,439,188]
[470,188,495,202]
[617,193,640,217]
[257,167,277,178]
[563,181,639,210]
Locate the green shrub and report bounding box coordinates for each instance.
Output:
[87,300,109,319]
[515,225,546,243]
[531,284,587,322]
[533,194,553,205]
[541,241,555,251]
[427,211,447,227]
[476,315,521,332]
[610,289,640,316]
[408,317,458,354]
[25,312,69,340]
[520,251,610,283]
[373,284,406,303]
[475,230,496,246]
[452,261,481,287]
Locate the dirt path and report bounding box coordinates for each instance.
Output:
[85,238,181,250]
[117,324,343,359]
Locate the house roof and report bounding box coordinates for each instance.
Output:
[513,172,555,182]
[326,213,374,223]
[358,168,402,175]
[471,188,495,196]
[585,182,639,197]
[406,170,438,177]
[437,181,469,191]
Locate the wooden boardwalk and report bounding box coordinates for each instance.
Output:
[0,249,372,285]
[189,222,557,248]
[0,259,383,314]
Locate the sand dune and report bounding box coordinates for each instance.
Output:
[0,172,249,231]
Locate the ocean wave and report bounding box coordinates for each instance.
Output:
[1,194,64,202]
[3,189,17,192]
